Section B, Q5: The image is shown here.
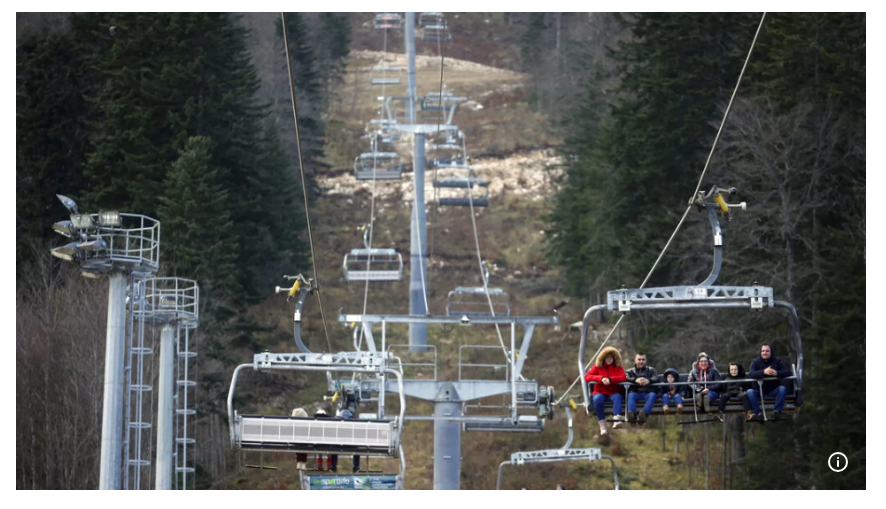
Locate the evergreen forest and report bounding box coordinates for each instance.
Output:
[16,12,864,490]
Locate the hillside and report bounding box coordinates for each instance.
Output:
[227,42,728,491]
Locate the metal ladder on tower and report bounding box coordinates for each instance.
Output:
[174,323,197,489]
[123,277,152,489]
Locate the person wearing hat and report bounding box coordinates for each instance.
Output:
[339,409,361,473]
[688,352,721,413]
[745,343,791,421]
[584,346,627,437]
[659,367,686,415]
[291,408,309,470]
[313,408,337,471]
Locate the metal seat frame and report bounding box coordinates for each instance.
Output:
[343,226,404,282]
[354,152,403,181]
[496,405,619,490]
[227,351,405,457]
[434,177,489,207]
[374,12,403,30]
[446,286,510,317]
[370,62,403,86]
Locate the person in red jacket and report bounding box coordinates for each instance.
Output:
[584,346,627,436]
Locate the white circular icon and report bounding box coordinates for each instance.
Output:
[828,452,848,473]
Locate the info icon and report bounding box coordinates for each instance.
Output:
[828,452,848,473]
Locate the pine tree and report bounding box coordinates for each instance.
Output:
[81,13,305,301]
[275,12,326,188]
[158,136,241,312]
[16,29,94,267]
[314,13,351,112]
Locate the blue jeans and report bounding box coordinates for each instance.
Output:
[627,392,657,414]
[695,391,719,411]
[661,393,683,407]
[591,393,623,421]
[746,385,787,414]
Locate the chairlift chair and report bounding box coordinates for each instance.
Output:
[343,225,404,282]
[374,12,403,30]
[446,286,510,317]
[227,351,405,457]
[354,152,403,181]
[496,404,620,490]
[418,12,446,28]
[419,13,451,43]
[421,92,457,112]
[577,186,804,423]
[368,119,401,143]
[434,177,490,207]
[370,62,403,86]
[461,385,555,433]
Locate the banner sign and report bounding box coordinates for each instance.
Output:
[305,474,398,490]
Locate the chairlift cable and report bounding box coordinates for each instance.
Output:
[554,13,766,406]
[428,34,445,272]
[361,26,388,318]
[465,169,511,362]
[353,24,391,384]
[281,12,333,353]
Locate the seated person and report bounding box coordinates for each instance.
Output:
[584,346,627,436]
[746,343,792,421]
[716,362,752,422]
[659,368,685,415]
[313,408,337,472]
[625,353,660,425]
[291,408,309,470]
[339,409,361,473]
[688,353,721,413]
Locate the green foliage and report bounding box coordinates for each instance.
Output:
[275,13,327,192]
[16,29,93,267]
[74,12,304,301]
[158,136,241,308]
[548,12,865,489]
[315,13,351,108]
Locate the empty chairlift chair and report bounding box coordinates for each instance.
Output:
[374,12,403,30]
[419,12,451,42]
[343,225,404,283]
[427,141,465,168]
[447,286,510,317]
[434,176,490,207]
[495,404,620,490]
[370,61,402,86]
[354,152,403,181]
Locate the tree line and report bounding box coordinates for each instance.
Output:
[543,13,865,489]
[16,12,350,489]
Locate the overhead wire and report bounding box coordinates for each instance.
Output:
[555,12,767,406]
[424,16,512,364]
[353,24,390,371]
[281,12,333,353]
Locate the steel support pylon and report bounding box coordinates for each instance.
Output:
[433,401,461,490]
[99,272,127,490]
[155,325,175,489]
[405,12,428,351]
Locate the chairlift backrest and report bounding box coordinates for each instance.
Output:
[228,352,405,457]
[374,13,403,30]
[354,152,403,181]
[418,12,446,28]
[370,63,403,86]
[446,286,510,316]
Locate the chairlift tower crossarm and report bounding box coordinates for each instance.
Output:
[337,312,558,489]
